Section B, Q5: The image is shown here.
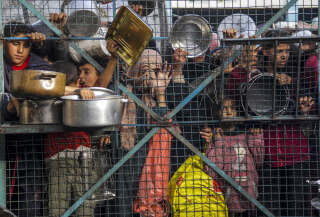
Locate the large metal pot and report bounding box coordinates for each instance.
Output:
[19,99,62,124]
[61,88,128,127]
[11,70,66,99]
[62,0,100,37]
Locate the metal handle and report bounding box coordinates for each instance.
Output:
[39,73,57,80]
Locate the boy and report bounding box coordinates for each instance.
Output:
[3,21,51,217]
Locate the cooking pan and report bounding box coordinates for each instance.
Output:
[10,70,66,99]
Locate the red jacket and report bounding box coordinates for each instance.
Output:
[264,124,310,168]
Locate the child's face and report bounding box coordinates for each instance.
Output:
[264,43,290,68]
[221,99,237,118]
[78,63,99,87]
[5,34,31,66]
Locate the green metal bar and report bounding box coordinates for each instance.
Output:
[18,0,62,36]
[0,124,118,134]
[256,0,298,36]
[70,42,104,73]
[166,127,275,217]
[18,0,104,73]
[167,0,299,121]
[62,127,160,217]
[0,0,6,207]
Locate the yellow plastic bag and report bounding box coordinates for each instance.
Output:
[169,155,228,217]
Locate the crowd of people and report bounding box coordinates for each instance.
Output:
[1,1,320,217]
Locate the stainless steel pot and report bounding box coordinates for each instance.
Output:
[19,99,62,124]
[62,0,100,37]
[61,90,128,127]
[11,70,66,99]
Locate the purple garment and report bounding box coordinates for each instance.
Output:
[206,133,264,213]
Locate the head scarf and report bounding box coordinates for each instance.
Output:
[128,49,162,79]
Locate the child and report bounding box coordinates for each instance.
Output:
[3,21,50,217]
[200,97,264,216]
[257,30,314,216]
[44,40,118,216]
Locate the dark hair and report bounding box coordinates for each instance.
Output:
[4,21,34,38]
[52,60,78,85]
[262,29,291,50]
[77,56,109,75]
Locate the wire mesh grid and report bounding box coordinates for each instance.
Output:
[1,0,320,216]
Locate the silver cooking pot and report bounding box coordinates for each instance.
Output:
[62,0,100,37]
[19,99,62,124]
[61,88,128,127]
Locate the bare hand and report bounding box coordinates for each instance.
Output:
[276,73,292,86]
[49,13,67,31]
[99,135,111,151]
[172,48,188,69]
[200,127,213,144]
[25,32,46,47]
[299,96,314,115]
[214,127,224,140]
[79,89,95,100]
[249,128,264,136]
[106,39,120,58]
[151,61,172,97]
[222,28,238,39]
[7,97,19,117]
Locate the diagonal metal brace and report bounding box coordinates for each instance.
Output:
[18,0,104,74]
[62,127,161,217]
[166,127,275,217]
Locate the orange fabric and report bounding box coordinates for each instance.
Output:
[134,128,172,217]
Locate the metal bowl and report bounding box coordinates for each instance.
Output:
[170,14,212,58]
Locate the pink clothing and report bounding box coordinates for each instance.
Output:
[301,53,318,92]
[206,133,264,213]
[264,124,310,168]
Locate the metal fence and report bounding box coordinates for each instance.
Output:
[1,0,320,216]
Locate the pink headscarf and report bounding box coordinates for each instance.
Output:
[128,49,162,78]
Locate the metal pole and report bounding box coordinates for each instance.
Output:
[0,0,6,207]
